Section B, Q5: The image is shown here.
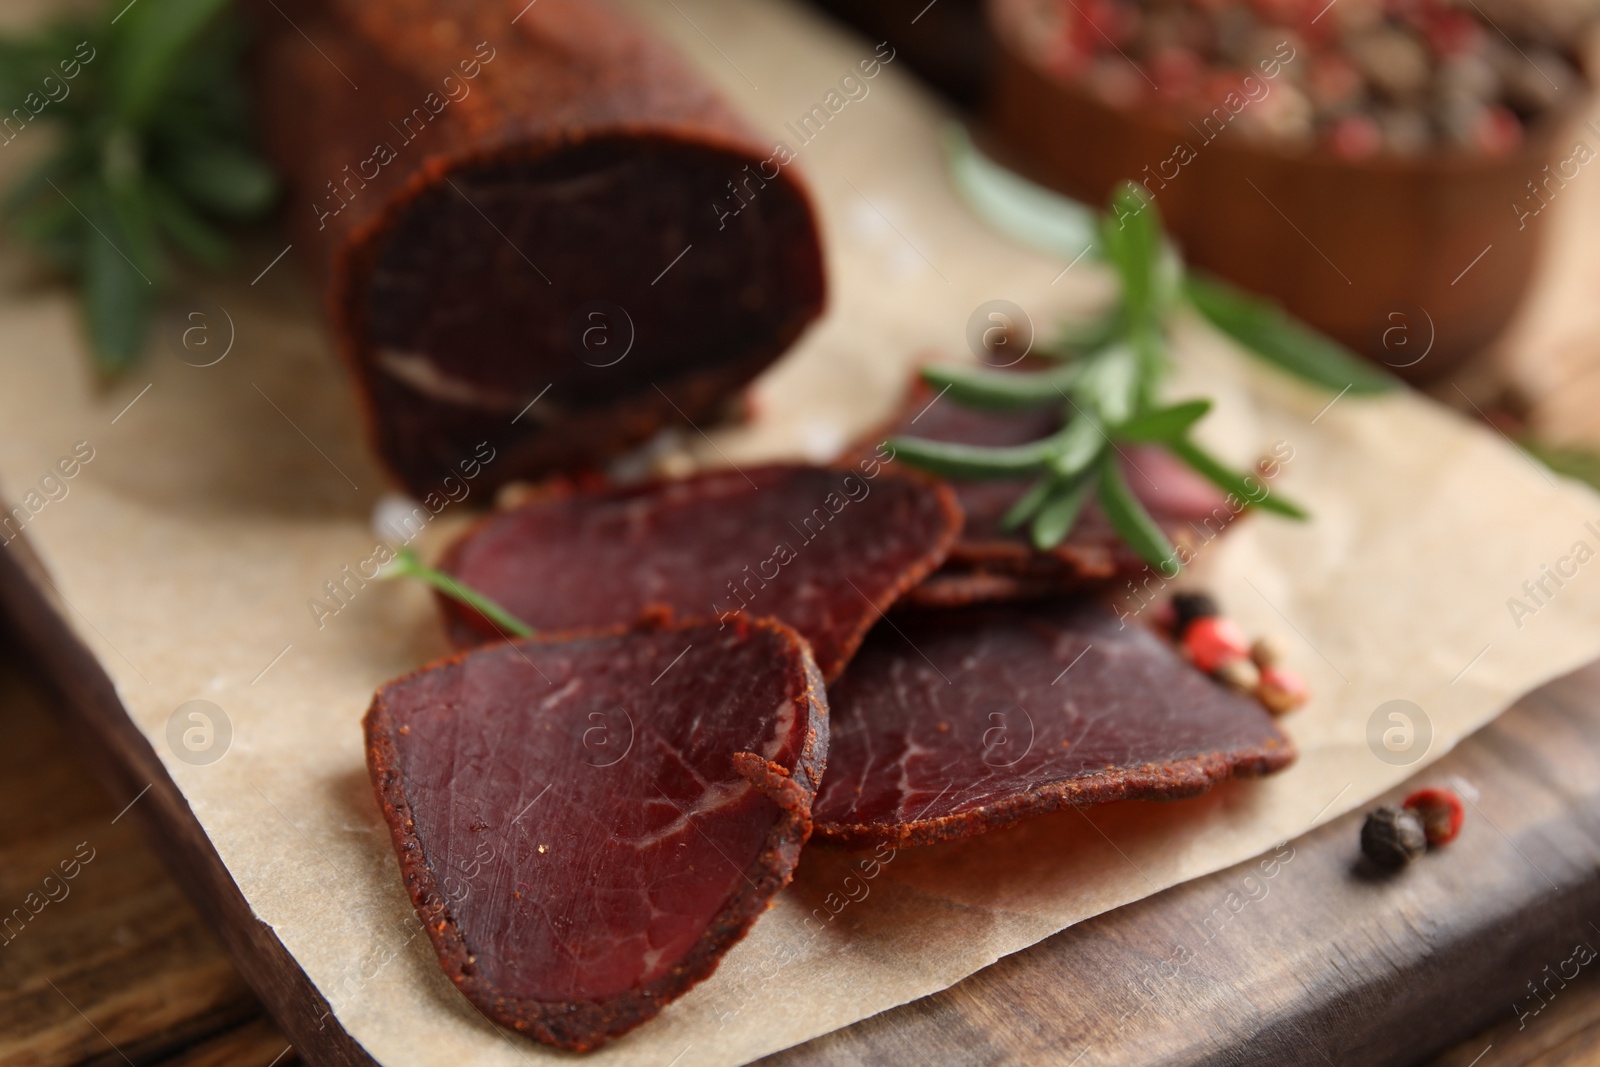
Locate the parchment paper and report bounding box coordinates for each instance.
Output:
[4,0,1600,1063]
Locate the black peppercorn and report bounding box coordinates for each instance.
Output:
[1361,805,1428,869]
[1172,592,1221,635]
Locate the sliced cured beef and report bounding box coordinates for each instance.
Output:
[253,0,825,497]
[438,463,962,680]
[900,569,1085,610]
[869,380,1235,605]
[812,598,1294,848]
[364,616,828,1051]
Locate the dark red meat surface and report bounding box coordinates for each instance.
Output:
[439,464,962,680]
[871,380,1236,603]
[812,599,1294,848]
[364,616,828,1050]
[254,0,825,497]
[899,568,1091,609]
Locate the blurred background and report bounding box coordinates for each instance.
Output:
[824,0,1600,438]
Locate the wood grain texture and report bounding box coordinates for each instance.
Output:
[1427,965,1600,1067]
[0,538,370,1066]
[0,637,297,1067]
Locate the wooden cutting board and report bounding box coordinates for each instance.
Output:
[765,661,1600,1066]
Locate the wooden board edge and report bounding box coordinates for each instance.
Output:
[0,533,377,1067]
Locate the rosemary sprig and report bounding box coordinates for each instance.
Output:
[1524,442,1600,492]
[383,547,535,638]
[1,0,278,373]
[943,126,1396,397]
[899,140,1399,568]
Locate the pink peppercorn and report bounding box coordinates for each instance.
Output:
[1253,0,1303,23]
[1474,105,1523,158]
[1151,46,1204,97]
[1422,9,1486,59]
[1183,615,1249,673]
[1308,54,1363,110]
[1403,787,1465,846]
[1257,666,1308,715]
[1329,114,1383,161]
[1042,34,1092,80]
[1081,0,1138,46]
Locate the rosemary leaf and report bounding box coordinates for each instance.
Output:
[110,0,232,124]
[104,178,167,285]
[1184,273,1395,395]
[1168,437,1308,519]
[1000,475,1057,531]
[885,433,1060,481]
[2,0,278,373]
[83,190,155,373]
[1128,320,1166,410]
[1100,182,1162,328]
[1118,399,1212,443]
[146,176,230,265]
[163,140,278,218]
[1030,469,1098,549]
[1074,342,1139,425]
[898,168,1349,566]
[946,135,1398,399]
[942,125,1097,263]
[385,547,534,639]
[921,360,1082,410]
[1520,441,1600,492]
[1096,454,1177,569]
[1045,416,1103,479]
[1048,307,1122,358]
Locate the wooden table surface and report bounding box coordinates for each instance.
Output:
[0,638,297,1067]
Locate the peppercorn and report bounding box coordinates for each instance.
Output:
[1032,0,1576,161]
[1214,657,1261,693]
[1249,635,1287,670]
[1171,592,1220,635]
[1360,805,1428,868]
[1329,113,1383,161]
[1257,666,1309,715]
[1183,615,1250,673]
[1402,787,1465,847]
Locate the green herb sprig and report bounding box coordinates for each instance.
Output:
[891,131,1398,569]
[1525,442,1600,492]
[1,0,278,373]
[383,547,535,639]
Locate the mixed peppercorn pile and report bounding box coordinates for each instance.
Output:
[1009,0,1592,159]
[1157,592,1310,716]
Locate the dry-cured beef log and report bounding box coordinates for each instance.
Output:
[812,598,1294,848]
[253,0,825,497]
[867,380,1236,606]
[437,463,962,680]
[363,616,828,1051]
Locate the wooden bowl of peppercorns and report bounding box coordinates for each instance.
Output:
[987,0,1594,380]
